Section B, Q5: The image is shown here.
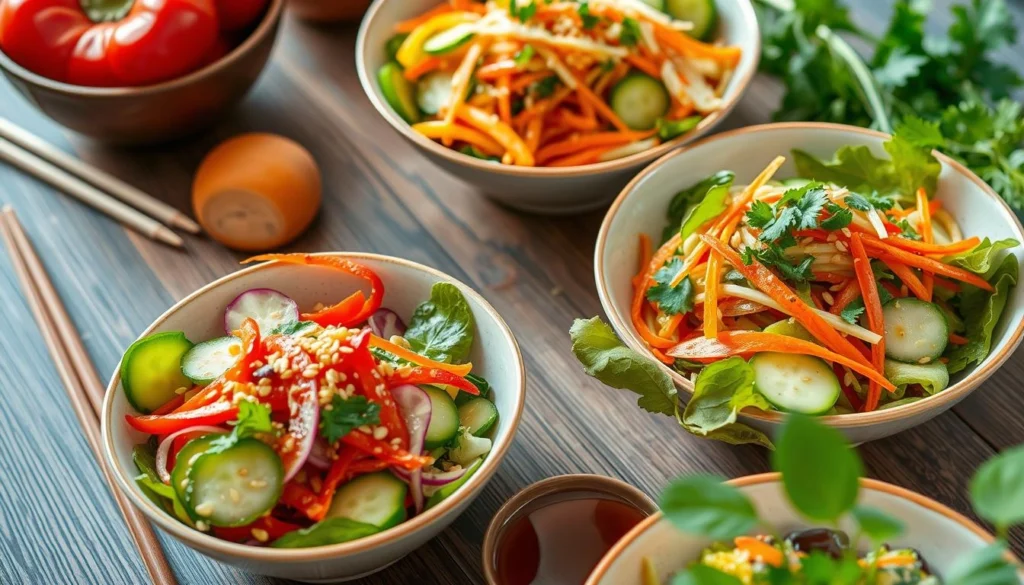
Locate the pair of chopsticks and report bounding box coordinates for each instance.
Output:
[0,118,199,248]
[0,206,177,585]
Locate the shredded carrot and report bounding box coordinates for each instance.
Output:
[653,24,742,67]
[448,0,486,14]
[874,554,919,568]
[703,252,721,338]
[850,234,888,411]
[369,335,472,377]
[455,104,535,165]
[934,277,960,292]
[551,109,600,131]
[670,100,695,118]
[411,121,505,157]
[536,130,653,164]
[658,313,685,338]
[949,332,969,345]
[734,537,784,568]
[403,57,443,81]
[633,233,653,289]
[572,72,631,131]
[548,144,617,167]
[510,71,555,92]
[828,280,861,315]
[624,53,661,78]
[858,235,993,291]
[476,60,519,80]
[880,256,930,302]
[916,187,935,301]
[524,116,544,153]
[395,5,454,33]
[497,75,512,124]
[443,41,486,143]
[633,234,683,349]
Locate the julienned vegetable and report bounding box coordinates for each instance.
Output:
[376,0,741,167]
[123,254,499,548]
[571,127,1019,447]
[0,0,268,87]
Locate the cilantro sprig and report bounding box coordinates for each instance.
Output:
[646,258,695,316]
[320,395,381,444]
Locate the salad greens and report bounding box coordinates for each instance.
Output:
[405,282,475,364]
[658,415,1024,584]
[947,253,1019,374]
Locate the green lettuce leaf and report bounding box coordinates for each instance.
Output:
[271,518,380,548]
[663,171,734,243]
[945,238,1019,278]
[405,283,474,363]
[132,444,193,526]
[884,359,949,396]
[792,145,896,194]
[678,357,774,449]
[947,254,1019,374]
[569,317,677,415]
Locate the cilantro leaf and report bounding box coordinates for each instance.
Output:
[530,75,558,98]
[843,192,872,211]
[320,395,382,444]
[821,203,853,229]
[513,44,535,67]
[578,2,599,29]
[209,401,275,452]
[619,17,642,47]
[646,258,695,315]
[509,0,536,22]
[840,300,865,325]
[745,200,775,228]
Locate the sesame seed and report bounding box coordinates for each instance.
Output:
[373,426,388,440]
[229,488,241,503]
[194,502,214,517]
[834,240,848,252]
[174,386,188,395]
[358,425,372,434]
[821,292,835,305]
[918,357,932,364]
[238,468,248,477]
[250,479,268,489]
[310,476,323,493]
[251,528,269,542]
[841,228,852,237]
[195,521,210,532]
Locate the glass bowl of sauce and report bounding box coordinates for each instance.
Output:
[482,475,657,585]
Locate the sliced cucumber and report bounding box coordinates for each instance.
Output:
[424,386,460,449]
[186,439,283,527]
[181,336,242,385]
[762,318,815,342]
[416,71,454,116]
[639,0,666,9]
[326,472,408,529]
[426,457,483,509]
[882,298,948,363]
[423,23,475,55]
[750,352,841,415]
[666,0,717,40]
[609,73,670,131]
[171,434,221,506]
[378,62,421,124]
[458,397,498,437]
[121,332,194,414]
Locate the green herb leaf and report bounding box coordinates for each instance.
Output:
[969,444,1024,535]
[656,116,702,141]
[513,44,535,67]
[944,237,1019,278]
[209,401,275,452]
[271,321,317,336]
[619,17,642,46]
[664,171,735,243]
[459,145,502,162]
[669,565,745,585]
[578,2,600,29]
[680,182,732,242]
[133,444,193,526]
[569,317,677,416]
[646,258,695,315]
[531,75,559,98]
[320,395,381,444]
[773,414,862,523]
[884,125,943,197]
[851,505,905,543]
[678,357,775,449]
[509,0,536,22]
[821,203,853,230]
[944,541,1019,585]
[405,282,474,363]
[840,301,865,325]
[659,474,759,540]
[947,253,1019,374]
[271,518,381,548]
[884,359,950,396]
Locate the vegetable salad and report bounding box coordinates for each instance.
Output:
[627,129,1018,422]
[378,0,740,167]
[125,254,499,548]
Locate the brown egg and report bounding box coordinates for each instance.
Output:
[193,133,321,251]
[288,0,371,23]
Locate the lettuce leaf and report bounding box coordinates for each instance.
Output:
[945,238,1019,278]
[132,444,193,526]
[947,254,1019,374]
[570,317,677,415]
[884,359,949,396]
[663,171,734,243]
[271,518,380,548]
[405,283,474,364]
[678,357,774,449]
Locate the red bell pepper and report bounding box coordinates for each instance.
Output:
[387,366,480,396]
[243,254,385,327]
[225,317,262,384]
[341,430,433,471]
[349,330,409,450]
[214,516,301,543]
[126,400,236,435]
[0,0,220,86]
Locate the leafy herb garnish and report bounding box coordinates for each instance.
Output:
[530,75,559,98]
[513,44,534,67]
[320,395,381,444]
[508,0,536,22]
[619,17,642,47]
[663,171,735,243]
[577,2,599,29]
[646,258,695,316]
[405,282,474,364]
[209,401,275,452]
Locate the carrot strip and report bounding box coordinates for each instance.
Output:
[668,332,896,391]
[916,188,935,301]
[934,277,960,292]
[734,537,784,568]
[476,60,518,80]
[536,130,652,163]
[573,74,630,131]
[403,57,444,81]
[443,41,486,142]
[412,121,505,156]
[547,145,617,167]
[653,25,742,67]
[633,233,653,289]
[455,104,535,165]
[858,235,993,291]
[551,109,599,131]
[949,332,968,345]
[510,71,554,92]
[850,234,888,411]
[703,252,721,338]
[624,53,661,78]
[497,75,512,124]
[828,280,861,315]
[700,235,874,369]
[524,115,544,153]
[395,5,454,33]
[865,234,980,256]
[880,256,930,302]
[368,335,473,377]
[633,234,683,349]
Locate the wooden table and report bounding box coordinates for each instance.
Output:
[1,2,1022,583]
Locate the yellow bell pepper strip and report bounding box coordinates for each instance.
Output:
[369,334,473,377]
[455,104,536,166]
[396,11,480,68]
[412,120,505,156]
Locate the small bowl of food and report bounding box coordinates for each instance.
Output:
[586,122,1024,445]
[101,253,525,581]
[0,0,283,144]
[356,0,759,214]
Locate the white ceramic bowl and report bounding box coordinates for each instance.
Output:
[101,253,526,582]
[595,122,1024,444]
[355,0,760,215]
[586,473,1019,585]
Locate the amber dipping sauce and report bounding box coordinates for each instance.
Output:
[493,495,648,585]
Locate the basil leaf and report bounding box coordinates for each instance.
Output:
[669,565,745,585]
[678,357,774,449]
[944,541,1019,585]
[944,237,1019,278]
[851,505,905,543]
[947,254,1019,374]
[773,414,862,523]
[405,283,474,364]
[569,317,676,416]
[969,444,1024,534]
[659,474,758,540]
[271,518,381,548]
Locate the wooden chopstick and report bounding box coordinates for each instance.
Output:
[0,118,200,235]
[0,207,178,585]
[0,138,184,248]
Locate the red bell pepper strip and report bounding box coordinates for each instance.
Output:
[701,235,874,370]
[386,367,480,396]
[279,480,325,520]
[309,446,361,521]
[0,0,219,86]
[214,516,301,544]
[243,254,385,327]
[341,431,433,471]
[349,330,409,450]
[126,400,237,435]
[850,234,890,411]
[668,331,896,392]
[225,317,262,384]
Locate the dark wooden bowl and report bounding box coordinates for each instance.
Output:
[0,0,284,145]
[288,0,371,23]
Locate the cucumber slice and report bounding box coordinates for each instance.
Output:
[378,62,421,124]
[424,386,460,449]
[416,71,454,116]
[666,0,717,40]
[121,332,194,414]
[326,472,408,529]
[171,434,221,506]
[426,457,483,509]
[609,73,670,131]
[750,352,841,415]
[181,337,242,385]
[423,23,475,55]
[762,318,815,342]
[186,439,283,527]
[882,298,949,363]
[457,397,498,437]
[639,0,666,9]
[448,428,491,466]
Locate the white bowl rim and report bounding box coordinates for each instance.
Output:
[100,252,527,562]
[594,121,1024,428]
[586,472,1008,585]
[354,0,761,176]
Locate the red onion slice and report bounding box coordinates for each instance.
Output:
[281,378,319,483]
[367,308,407,339]
[392,384,431,514]
[307,439,333,470]
[155,425,228,484]
[224,288,299,335]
